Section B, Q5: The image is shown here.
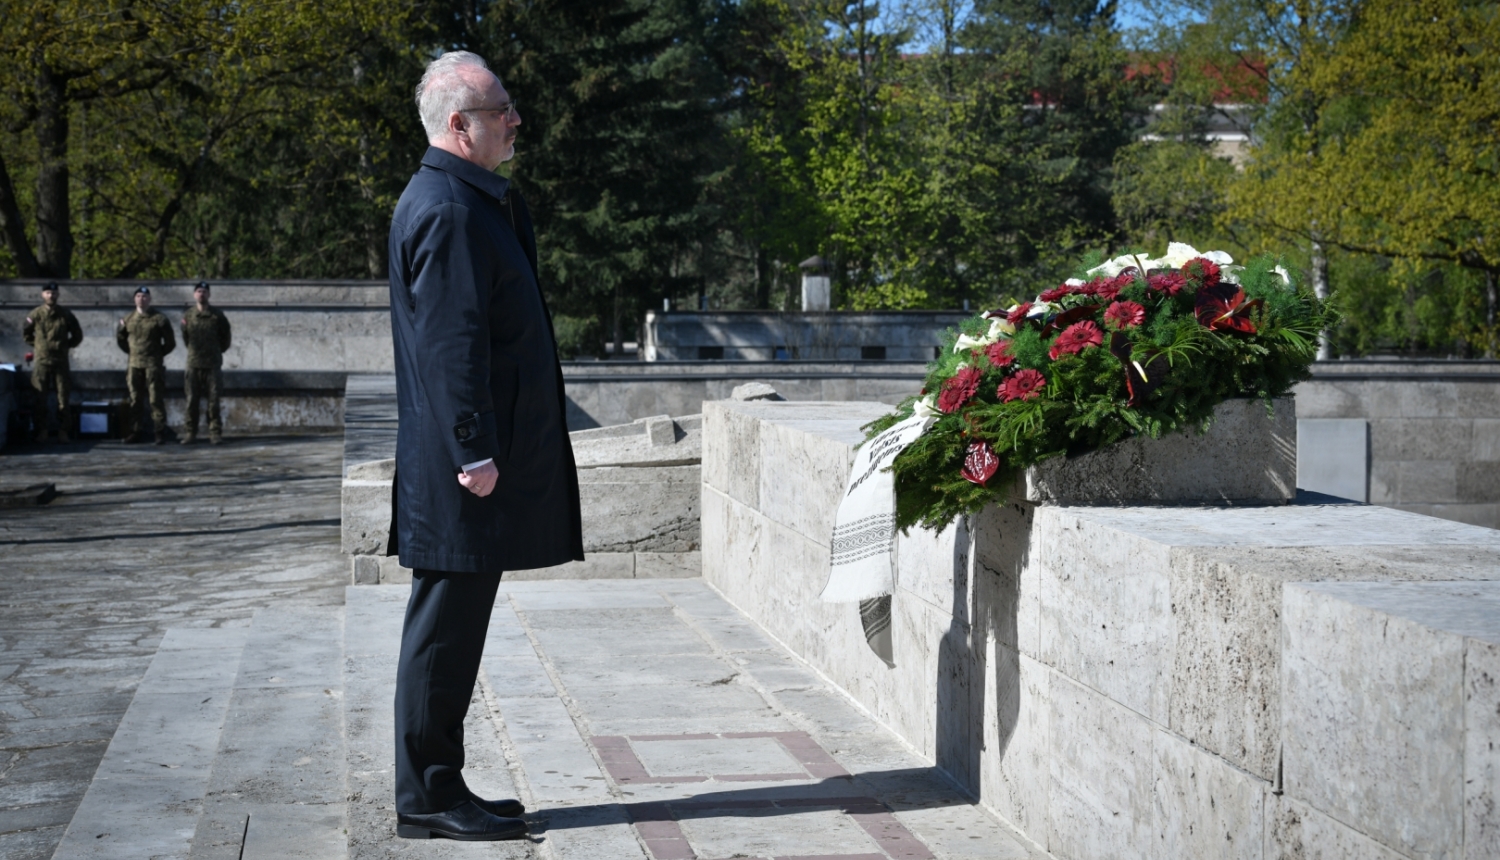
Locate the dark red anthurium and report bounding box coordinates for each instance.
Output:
[961,439,1000,486]
[1194,282,1262,334]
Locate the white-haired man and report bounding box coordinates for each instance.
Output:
[384,51,584,842]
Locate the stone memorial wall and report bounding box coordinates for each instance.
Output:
[701,398,1500,860]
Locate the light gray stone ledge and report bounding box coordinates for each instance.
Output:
[701,398,1500,860]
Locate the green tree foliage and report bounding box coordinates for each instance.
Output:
[474,0,734,356]
[0,0,419,280]
[734,0,1142,310]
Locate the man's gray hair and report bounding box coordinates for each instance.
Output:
[415,51,497,141]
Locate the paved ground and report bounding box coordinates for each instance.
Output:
[348,582,1043,860]
[0,435,348,860]
[1,435,1043,860]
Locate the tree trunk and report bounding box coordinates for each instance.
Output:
[0,151,41,277]
[612,284,624,360]
[1486,269,1498,359]
[1310,235,1331,359]
[753,244,770,309]
[34,57,73,278]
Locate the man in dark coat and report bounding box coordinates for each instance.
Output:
[384,50,584,842]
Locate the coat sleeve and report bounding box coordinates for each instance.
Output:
[405,201,501,470]
[65,311,82,349]
[161,316,176,356]
[218,313,231,352]
[116,321,130,353]
[23,315,35,346]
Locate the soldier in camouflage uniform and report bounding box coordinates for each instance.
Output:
[22,282,84,442]
[116,286,176,444]
[179,281,231,444]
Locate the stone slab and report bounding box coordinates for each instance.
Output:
[52,628,248,860]
[1282,581,1500,860]
[1297,417,1369,502]
[1024,397,1295,505]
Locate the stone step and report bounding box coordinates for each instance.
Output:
[51,627,250,860]
[342,585,531,859]
[189,604,348,860]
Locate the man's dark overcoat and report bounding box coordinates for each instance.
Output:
[386,147,584,573]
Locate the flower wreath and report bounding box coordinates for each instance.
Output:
[865,243,1334,531]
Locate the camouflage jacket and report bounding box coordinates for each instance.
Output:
[116,309,176,367]
[23,304,83,364]
[181,306,231,368]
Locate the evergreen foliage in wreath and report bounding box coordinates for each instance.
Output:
[865,243,1336,532]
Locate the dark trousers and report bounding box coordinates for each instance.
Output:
[394,568,503,814]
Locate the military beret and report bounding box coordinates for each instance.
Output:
[134,286,151,296]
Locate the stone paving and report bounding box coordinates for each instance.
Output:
[346,582,1044,860]
[0,436,348,860]
[1,434,1046,859]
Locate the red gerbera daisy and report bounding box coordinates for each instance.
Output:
[1088,277,1120,301]
[1147,271,1187,296]
[1103,300,1146,329]
[1038,285,1072,303]
[937,365,984,413]
[1005,302,1033,324]
[961,439,1001,486]
[998,368,1046,402]
[985,340,1016,368]
[1183,257,1222,288]
[1048,320,1105,360]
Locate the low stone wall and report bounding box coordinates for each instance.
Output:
[8,369,344,436]
[341,411,705,584]
[702,398,1500,860]
[1297,359,1500,528]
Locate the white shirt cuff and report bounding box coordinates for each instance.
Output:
[461,458,494,473]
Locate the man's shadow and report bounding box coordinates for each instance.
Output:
[936,501,1031,798]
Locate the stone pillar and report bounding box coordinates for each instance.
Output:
[799,255,830,312]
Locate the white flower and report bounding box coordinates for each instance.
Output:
[986,317,1016,339]
[1027,302,1054,318]
[913,395,941,419]
[1157,242,1203,269]
[953,333,990,353]
[1273,265,1292,286]
[1203,250,1234,266]
[1220,264,1244,285]
[1064,278,1086,287]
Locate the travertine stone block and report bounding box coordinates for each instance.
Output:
[757,417,858,542]
[1047,673,1156,860]
[702,401,764,507]
[1167,551,1284,780]
[1283,582,1476,860]
[1265,795,1407,860]
[981,652,1052,846]
[340,479,391,555]
[970,502,1041,658]
[895,517,970,620]
[576,465,700,552]
[1467,638,1500,860]
[1151,729,1267,860]
[1024,397,1295,505]
[1035,508,1175,723]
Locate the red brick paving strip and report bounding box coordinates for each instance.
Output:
[849,810,936,859]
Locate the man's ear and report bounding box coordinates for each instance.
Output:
[448,111,468,138]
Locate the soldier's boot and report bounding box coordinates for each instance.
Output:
[209,431,223,445]
[180,430,197,445]
[154,429,167,445]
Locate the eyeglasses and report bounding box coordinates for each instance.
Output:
[459,100,518,120]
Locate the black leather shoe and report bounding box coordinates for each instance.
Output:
[396,800,528,841]
[468,793,525,818]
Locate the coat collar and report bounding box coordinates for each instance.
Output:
[421,146,510,201]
